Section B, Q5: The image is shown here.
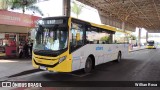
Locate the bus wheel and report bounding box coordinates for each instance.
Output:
[84,57,92,73]
[116,52,121,62]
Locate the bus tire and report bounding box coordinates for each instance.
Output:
[116,52,121,63]
[84,57,92,73]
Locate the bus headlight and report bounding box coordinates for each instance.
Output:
[59,56,66,63]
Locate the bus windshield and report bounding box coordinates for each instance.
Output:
[33,25,68,52]
[147,41,154,46]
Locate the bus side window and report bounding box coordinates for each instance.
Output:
[99,29,111,44]
[113,32,126,44]
[86,26,99,44]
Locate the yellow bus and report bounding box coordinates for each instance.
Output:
[146,40,156,49]
[32,16,129,73]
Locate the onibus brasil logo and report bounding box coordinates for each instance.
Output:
[1,82,42,87]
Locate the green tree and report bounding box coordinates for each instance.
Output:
[130,35,136,40]
[71,1,82,18]
[100,36,109,41]
[9,0,43,15]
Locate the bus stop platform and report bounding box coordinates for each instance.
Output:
[0,59,39,81]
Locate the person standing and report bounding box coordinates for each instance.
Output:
[29,41,33,57]
[18,43,23,58]
[23,42,29,58]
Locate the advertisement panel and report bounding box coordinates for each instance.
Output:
[0,10,41,27]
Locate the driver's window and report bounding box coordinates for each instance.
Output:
[70,22,84,52]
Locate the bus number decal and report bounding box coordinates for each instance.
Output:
[96,47,103,51]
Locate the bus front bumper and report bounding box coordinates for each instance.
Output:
[146,46,156,49]
[32,57,72,72]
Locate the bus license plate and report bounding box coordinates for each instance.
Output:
[40,66,47,70]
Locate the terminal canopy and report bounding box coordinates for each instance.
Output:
[78,0,160,33]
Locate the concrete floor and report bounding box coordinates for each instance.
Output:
[1,49,160,90]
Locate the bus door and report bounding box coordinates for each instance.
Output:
[70,21,85,71]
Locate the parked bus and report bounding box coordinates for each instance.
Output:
[32,16,129,73]
[146,40,156,49]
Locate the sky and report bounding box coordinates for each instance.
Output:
[70,0,101,24]
[35,0,63,17]
[8,0,63,17]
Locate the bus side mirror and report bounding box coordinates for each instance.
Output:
[76,33,80,41]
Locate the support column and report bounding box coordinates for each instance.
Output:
[138,28,141,48]
[122,22,125,32]
[146,31,148,43]
[109,34,113,44]
[122,21,127,44]
[63,0,71,17]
